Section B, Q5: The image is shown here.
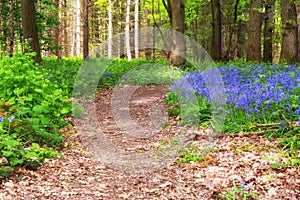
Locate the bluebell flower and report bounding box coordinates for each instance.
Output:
[280,121,286,127]
[8,115,15,122]
[0,116,3,122]
[240,180,249,191]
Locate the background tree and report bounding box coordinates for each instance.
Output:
[8,0,15,57]
[57,0,63,61]
[83,0,89,60]
[75,0,81,56]
[126,0,132,60]
[247,0,263,62]
[280,0,298,63]
[134,0,139,58]
[263,0,274,63]
[211,0,222,60]
[169,0,186,68]
[108,0,112,58]
[20,0,42,63]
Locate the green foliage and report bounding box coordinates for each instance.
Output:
[0,54,72,180]
[220,181,258,200]
[98,58,170,87]
[176,143,204,164]
[165,90,212,127]
[167,62,300,155]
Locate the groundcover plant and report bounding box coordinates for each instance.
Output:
[170,64,300,136]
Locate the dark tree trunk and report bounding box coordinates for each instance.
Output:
[263,0,273,63]
[280,0,298,63]
[296,4,300,62]
[83,0,89,60]
[8,0,14,57]
[63,0,69,57]
[170,0,186,69]
[57,0,62,61]
[21,0,42,63]
[247,0,263,62]
[236,20,246,59]
[211,0,222,60]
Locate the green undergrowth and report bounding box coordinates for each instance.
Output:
[0,54,73,182]
[165,62,300,165]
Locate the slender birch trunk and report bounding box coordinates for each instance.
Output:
[126,0,132,61]
[108,0,112,58]
[75,0,81,56]
[134,0,139,58]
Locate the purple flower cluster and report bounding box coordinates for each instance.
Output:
[172,64,300,119]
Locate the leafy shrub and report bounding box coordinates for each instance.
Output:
[0,54,71,179]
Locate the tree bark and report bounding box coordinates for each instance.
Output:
[8,0,14,57]
[57,0,62,61]
[21,0,42,63]
[170,0,186,69]
[296,4,300,62]
[83,0,89,60]
[108,0,112,58]
[263,0,273,63]
[211,0,222,61]
[75,0,81,56]
[280,0,298,63]
[247,0,263,62]
[126,0,132,61]
[134,0,139,58]
[63,0,69,57]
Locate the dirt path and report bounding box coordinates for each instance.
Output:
[1,85,299,199]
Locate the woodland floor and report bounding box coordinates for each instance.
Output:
[0,84,299,200]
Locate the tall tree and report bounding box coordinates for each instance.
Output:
[263,0,273,62]
[108,0,112,58]
[8,0,15,57]
[211,0,222,60]
[247,0,263,62]
[280,0,298,63]
[297,4,300,62]
[57,0,63,61]
[134,0,139,58]
[169,0,186,68]
[75,0,81,56]
[21,0,42,63]
[126,0,132,60]
[83,0,89,59]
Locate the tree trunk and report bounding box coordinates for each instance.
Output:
[8,0,14,57]
[75,0,81,57]
[211,0,222,60]
[263,0,273,63]
[247,0,263,62]
[126,0,132,61]
[63,0,69,57]
[108,0,112,58]
[280,0,298,63]
[21,0,42,63]
[57,0,62,61]
[134,0,139,58]
[170,0,186,69]
[296,4,300,62]
[83,0,89,60]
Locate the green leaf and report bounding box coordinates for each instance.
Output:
[10,158,24,166]
[61,107,69,114]
[31,143,40,150]
[31,118,40,125]
[2,150,14,157]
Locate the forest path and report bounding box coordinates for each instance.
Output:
[1,84,299,199]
